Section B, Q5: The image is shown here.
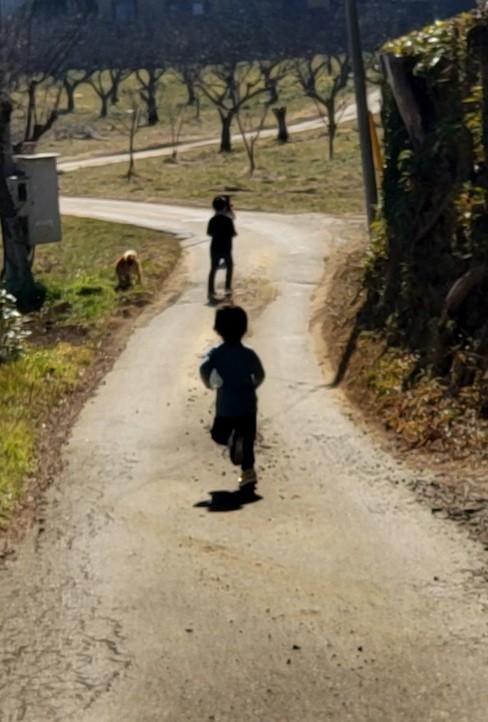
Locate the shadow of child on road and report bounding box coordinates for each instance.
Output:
[194,487,262,513]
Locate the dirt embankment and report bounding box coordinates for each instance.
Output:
[313,221,488,553]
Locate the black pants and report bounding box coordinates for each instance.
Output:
[211,414,256,471]
[208,250,233,298]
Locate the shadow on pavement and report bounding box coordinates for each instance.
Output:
[194,487,262,513]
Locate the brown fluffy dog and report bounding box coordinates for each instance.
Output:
[115,250,142,290]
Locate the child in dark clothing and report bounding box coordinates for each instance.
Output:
[200,305,265,490]
[207,196,237,302]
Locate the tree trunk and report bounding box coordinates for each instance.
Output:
[137,70,159,126]
[25,82,37,142]
[0,99,42,311]
[185,74,196,106]
[249,151,256,177]
[146,70,159,125]
[220,113,233,153]
[127,112,138,180]
[110,70,123,106]
[100,94,109,118]
[63,80,76,113]
[327,101,336,160]
[273,107,289,143]
[328,122,337,161]
[266,78,278,106]
[147,97,158,125]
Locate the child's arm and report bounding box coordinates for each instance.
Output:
[199,348,223,389]
[199,350,213,388]
[251,353,265,388]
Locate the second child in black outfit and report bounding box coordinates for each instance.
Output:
[207,196,237,302]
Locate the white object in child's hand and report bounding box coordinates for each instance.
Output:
[209,369,223,389]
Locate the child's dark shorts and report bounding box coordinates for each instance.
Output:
[210,414,257,470]
[211,415,256,445]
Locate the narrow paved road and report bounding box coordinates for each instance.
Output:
[0,199,487,722]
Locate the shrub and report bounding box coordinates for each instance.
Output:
[0,289,30,364]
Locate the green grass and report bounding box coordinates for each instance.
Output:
[59,124,365,215]
[0,346,90,522]
[0,216,180,525]
[33,216,180,330]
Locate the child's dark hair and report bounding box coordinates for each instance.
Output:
[214,304,248,342]
[212,196,227,212]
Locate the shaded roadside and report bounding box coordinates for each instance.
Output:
[311,221,488,553]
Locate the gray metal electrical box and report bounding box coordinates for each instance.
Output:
[13,153,62,245]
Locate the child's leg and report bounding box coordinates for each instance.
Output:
[235,414,257,471]
[211,417,234,446]
[224,253,233,293]
[208,251,220,299]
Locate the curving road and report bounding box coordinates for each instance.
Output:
[0,198,487,722]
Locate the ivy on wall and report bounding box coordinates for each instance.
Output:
[365,8,488,388]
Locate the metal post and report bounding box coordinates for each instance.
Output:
[345,0,378,228]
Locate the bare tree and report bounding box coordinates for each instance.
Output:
[170,62,202,121]
[295,54,351,160]
[112,90,143,180]
[125,105,142,181]
[180,64,199,107]
[14,13,87,147]
[235,102,270,177]
[86,67,130,118]
[135,68,166,126]
[161,99,188,160]
[195,60,288,153]
[58,68,93,113]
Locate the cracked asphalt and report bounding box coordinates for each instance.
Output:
[0,200,487,722]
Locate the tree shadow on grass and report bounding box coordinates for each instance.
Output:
[194,487,262,513]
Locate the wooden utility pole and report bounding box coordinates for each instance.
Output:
[345,0,378,227]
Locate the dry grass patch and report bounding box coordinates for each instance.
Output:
[59,125,363,215]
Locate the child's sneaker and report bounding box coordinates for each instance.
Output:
[238,467,257,489]
[228,431,244,466]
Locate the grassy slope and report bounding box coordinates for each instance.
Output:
[0,217,180,525]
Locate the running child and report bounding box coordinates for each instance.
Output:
[200,304,265,490]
